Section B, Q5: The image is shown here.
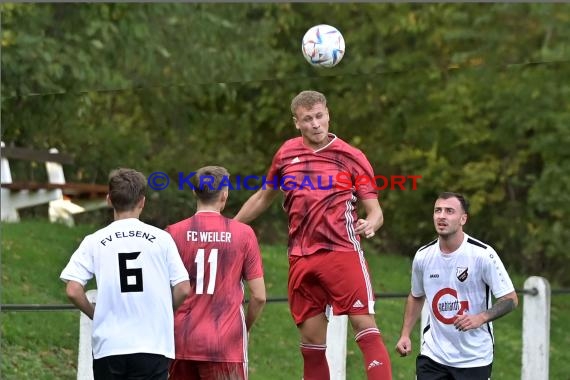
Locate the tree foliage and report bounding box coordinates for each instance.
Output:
[2,3,570,283]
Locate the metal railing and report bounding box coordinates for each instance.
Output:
[2,287,568,312]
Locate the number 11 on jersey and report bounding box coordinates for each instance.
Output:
[195,248,218,294]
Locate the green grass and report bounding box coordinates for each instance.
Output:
[2,221,569,379]
[1,221,96,380]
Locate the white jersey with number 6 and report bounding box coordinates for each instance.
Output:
[60,218,189,359]
[411,233,515,367]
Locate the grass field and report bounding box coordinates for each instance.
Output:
[2,221,569,379]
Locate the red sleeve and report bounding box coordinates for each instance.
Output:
[265,147,283,190]
[241,226,264,280]
[353,150,378,200]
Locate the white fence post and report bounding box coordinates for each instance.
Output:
[326,313,348,380]
[521,276,550,380]
[77,289,97,380]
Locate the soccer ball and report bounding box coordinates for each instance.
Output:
[301,24,345,68]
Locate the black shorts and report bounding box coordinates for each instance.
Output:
[93,353,170,380]
[416,355,492,380]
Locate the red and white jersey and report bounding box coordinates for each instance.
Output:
[60,218,189,359]
[411,233,515,367]
[266,134,378,256]
[167,211,264,363]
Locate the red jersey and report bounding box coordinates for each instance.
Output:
[166,212,264,362]
[266,134,378,256]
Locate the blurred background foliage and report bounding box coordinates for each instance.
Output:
[2,3,570,283]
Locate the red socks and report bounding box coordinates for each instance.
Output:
[355,328,392,380]
[300,343,330,380]
[299,328,392,380]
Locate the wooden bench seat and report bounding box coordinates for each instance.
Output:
[1,182,108,199]
[1,142,108,225]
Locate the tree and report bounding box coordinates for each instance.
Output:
[2,3,569,282]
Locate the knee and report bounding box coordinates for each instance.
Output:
[349,314,378,334]
[301,334,327,345]
[299,325,327,345]
[298,315,328,345]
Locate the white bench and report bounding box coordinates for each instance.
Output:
[1,141,108,226]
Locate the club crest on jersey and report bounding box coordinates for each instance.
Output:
[456,267,468,282]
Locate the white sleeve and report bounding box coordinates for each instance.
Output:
[482,248,515,298]
[410,254,425,297]
[60,236,94,286]
[164,234,189,286]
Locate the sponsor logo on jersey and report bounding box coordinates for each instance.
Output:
[430,273,439,278]
[432,287,469,324]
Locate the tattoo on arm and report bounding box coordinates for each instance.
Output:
[485,298,516,323]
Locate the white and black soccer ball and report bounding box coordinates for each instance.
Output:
[301,24,345,68]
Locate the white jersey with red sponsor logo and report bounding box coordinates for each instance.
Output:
[411,233,514,367]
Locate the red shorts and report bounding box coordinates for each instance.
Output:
[288,250,376,325]
[169,359,247,380]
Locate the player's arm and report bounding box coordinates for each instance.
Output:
[454,290,518,331]
[66,280,95,320]
[172,280,191,311]
[245,277,266,332]
[484,291,518,322]
[354,197,384,238]
[234,188,280,224]
[482,254,519,322]
[455,250,519,331]
[395,293,425,357]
